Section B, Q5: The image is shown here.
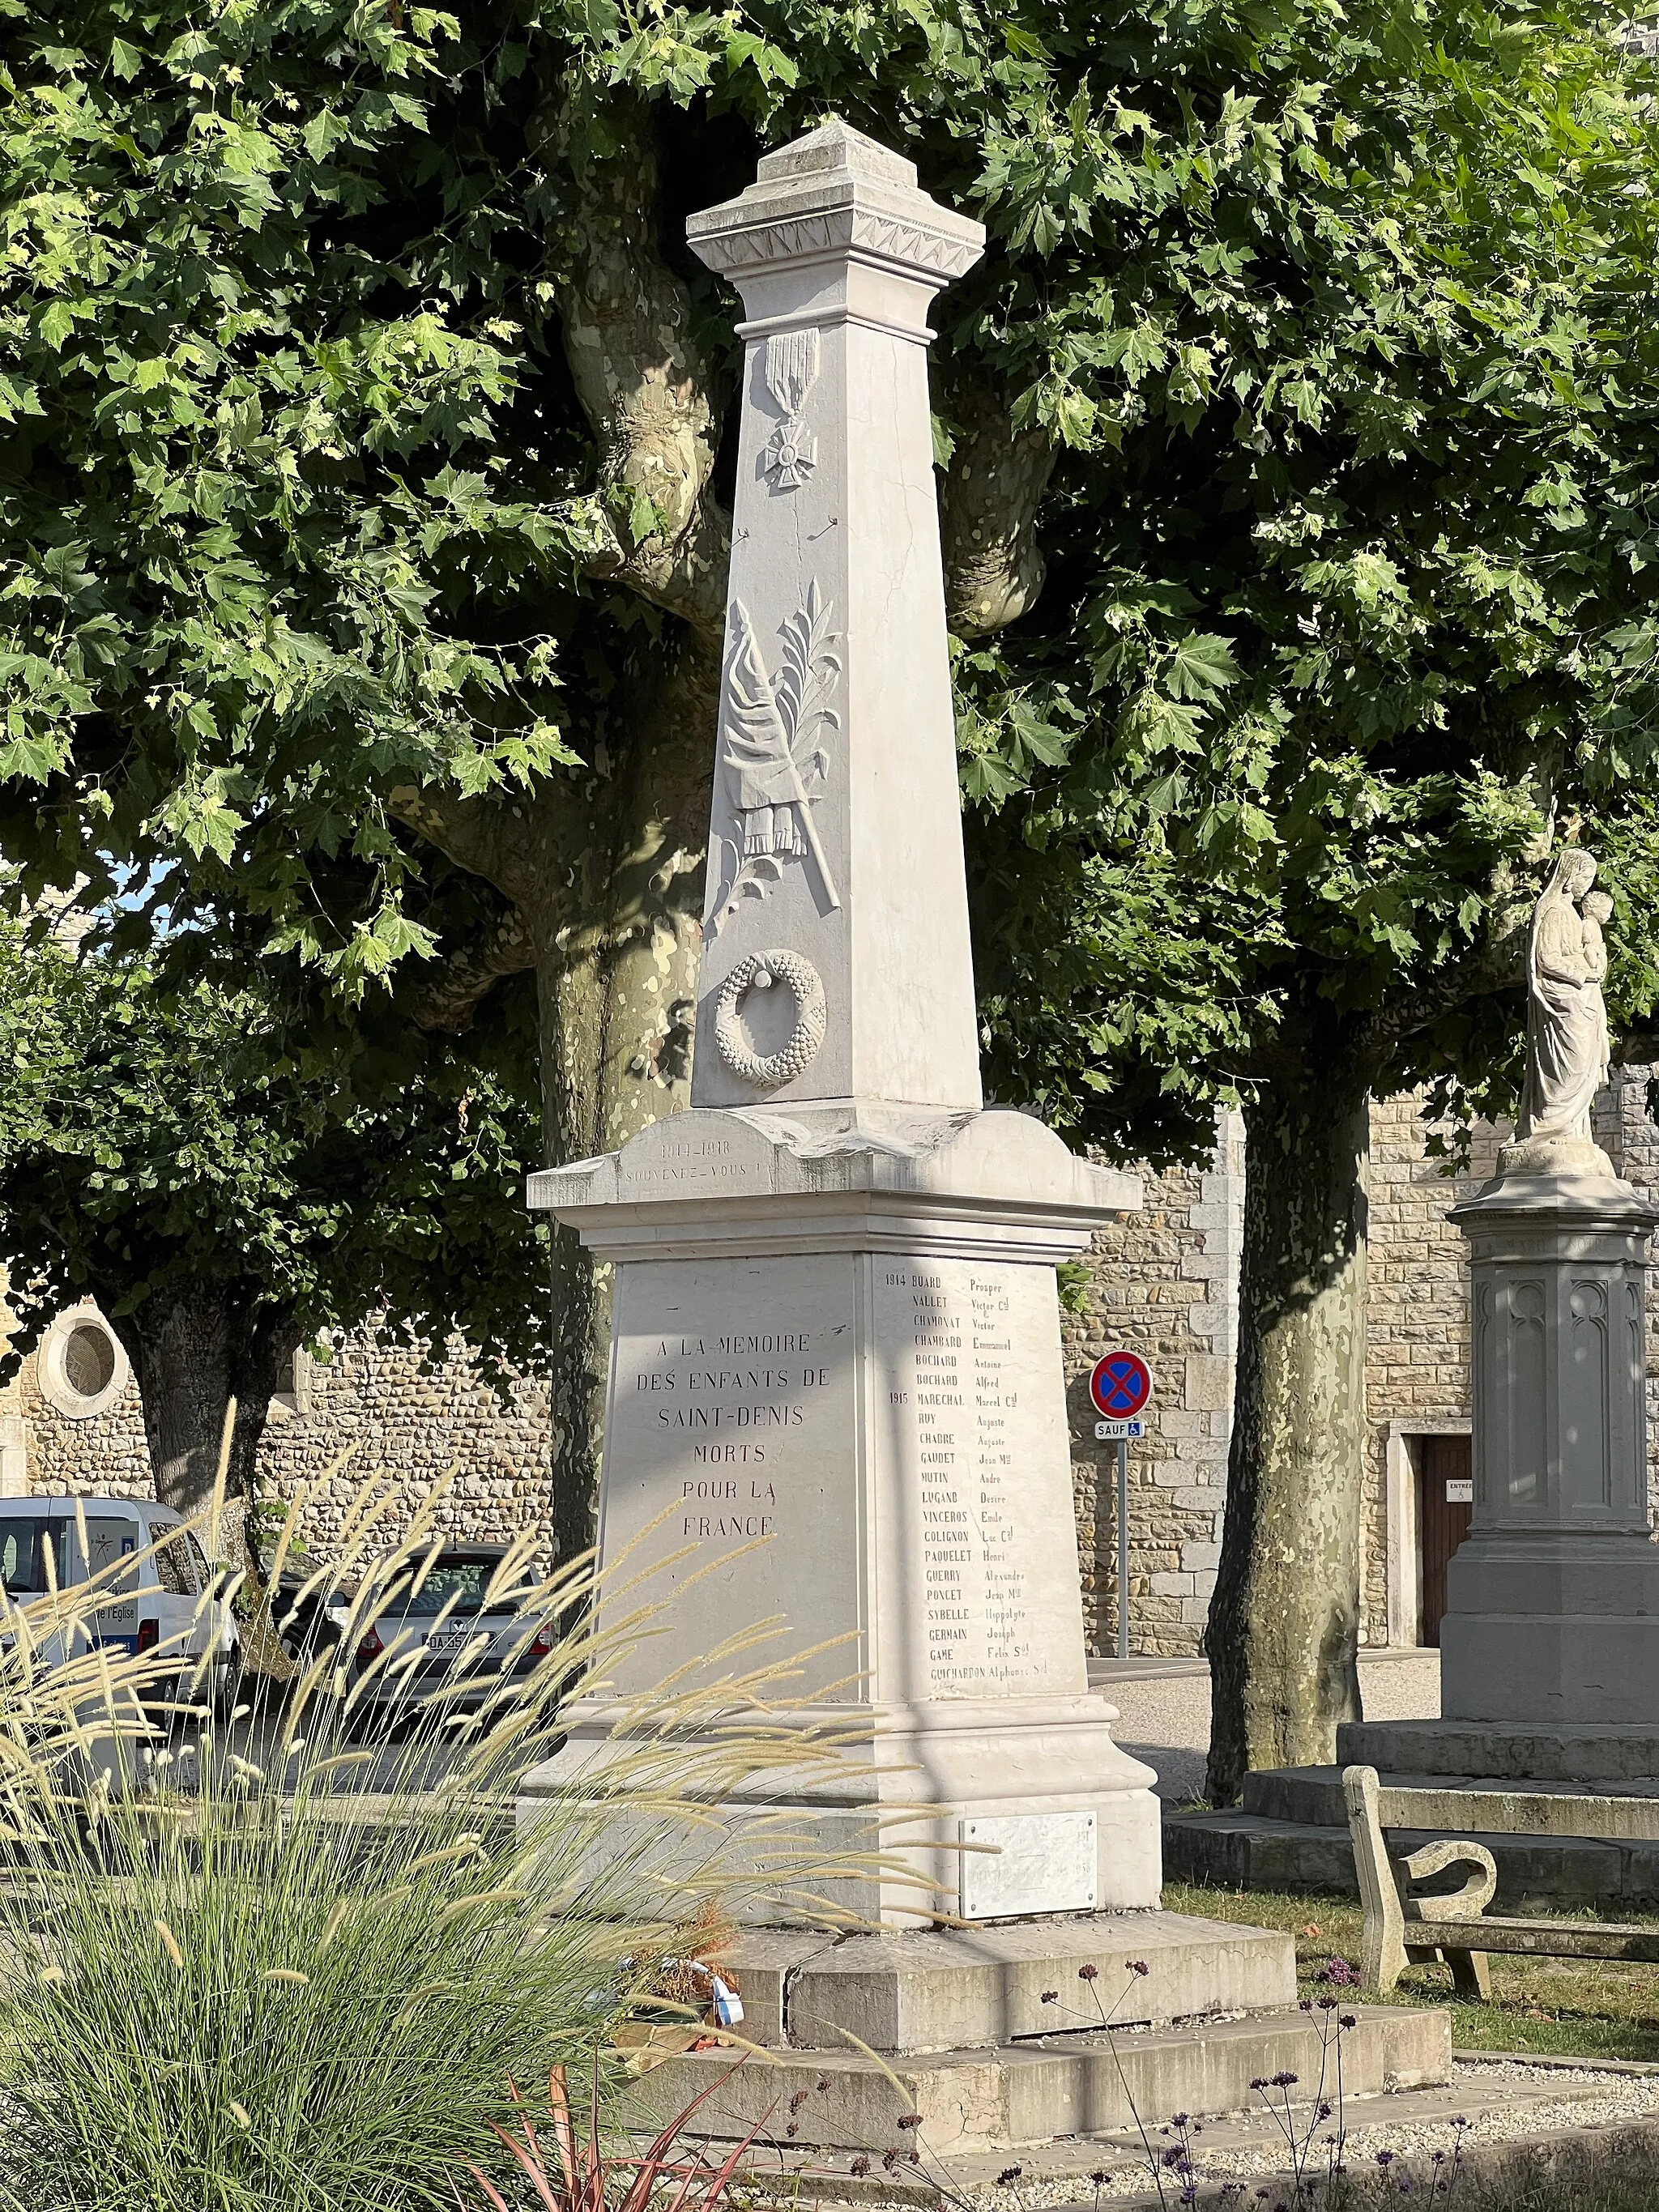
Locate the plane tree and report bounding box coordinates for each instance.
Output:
[957,22,1659,1793]
[4,0,1658,1784]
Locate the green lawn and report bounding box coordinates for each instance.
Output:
[1164,1881,1659,2065]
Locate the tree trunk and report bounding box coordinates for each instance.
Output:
[535,637,714,1559]
[1204,1073,1370,1805]
[106,1279,288,1545]
[108,1281,233,1519]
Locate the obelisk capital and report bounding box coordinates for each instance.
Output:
[686,116,984,338]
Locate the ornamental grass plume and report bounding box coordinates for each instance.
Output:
[0,1472,884,2212]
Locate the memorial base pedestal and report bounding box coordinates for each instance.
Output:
[521,1691,1160,1925]
[527,1103,1162,1929]
[1443,1165,1659,1730]
[622,1918,1450,2154]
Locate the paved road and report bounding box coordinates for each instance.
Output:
[1088,1647,1441,1805]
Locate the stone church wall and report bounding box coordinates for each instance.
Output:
[3,1306,552,1563]
[1064,1112,1242,1658]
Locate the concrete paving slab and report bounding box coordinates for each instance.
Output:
[1092,1652,1439,1806]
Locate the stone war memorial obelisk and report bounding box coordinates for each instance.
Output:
[521,121,1448,2151]
[527,116,1159,1923]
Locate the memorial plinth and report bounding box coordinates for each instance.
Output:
[1439,1145,1659,1728]
[523,120,1159,1924]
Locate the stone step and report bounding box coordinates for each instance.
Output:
[713,1912,1294,2053]
[1242,1764,1659,1840]
[1163,1808,1659,1913]
[1164,1809,1358,1894]
[639,2002,1450,2153]
[1338,1720,1659,1785]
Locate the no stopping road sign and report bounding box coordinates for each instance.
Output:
[1089,1349,1154,1425]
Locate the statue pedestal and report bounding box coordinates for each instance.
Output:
[1439,1159,1659,1725]
[523,1103,1162,1924]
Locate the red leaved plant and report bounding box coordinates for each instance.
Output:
[455,2063,771,2212]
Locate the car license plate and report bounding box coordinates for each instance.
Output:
[425,1629,486,1659]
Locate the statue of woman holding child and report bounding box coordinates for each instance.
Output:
[1509,847,1613,1166]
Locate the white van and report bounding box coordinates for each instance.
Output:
[0,1495,238,1707]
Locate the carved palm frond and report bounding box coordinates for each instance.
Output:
[773,581,842,764]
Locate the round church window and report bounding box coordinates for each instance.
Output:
[37,1308,128,1421]
[62,1323,116,1400]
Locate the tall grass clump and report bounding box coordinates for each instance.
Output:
[0,1474,870,2212]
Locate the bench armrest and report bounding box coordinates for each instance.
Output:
[1400,1837,1497,1924]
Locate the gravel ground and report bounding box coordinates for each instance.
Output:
[1091,1652,1442,1805]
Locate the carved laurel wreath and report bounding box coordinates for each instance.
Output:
[713,948,827,1089]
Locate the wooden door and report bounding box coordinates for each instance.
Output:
[1418,1434,1473,1648]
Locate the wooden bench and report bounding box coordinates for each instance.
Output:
[1343,1763,1659,1997]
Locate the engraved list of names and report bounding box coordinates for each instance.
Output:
[876,1256,1075,1700]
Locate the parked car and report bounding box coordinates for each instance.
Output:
[0,1495,239,1710]
[338,1543,554,1727]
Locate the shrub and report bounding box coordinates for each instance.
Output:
[0,1480,851,2212]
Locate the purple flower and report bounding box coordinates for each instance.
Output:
[897,2113,923,2131]
[1128,1959,1150,1975]
[1079,1963,1099,1981]
[1271,2072,1299,2089]
[1090,2171,1109,2186]
[1316,1958,1361,1986]
[1339,2014,1357,2029]
[1041,1990,1058,2004]
[850,2157,871,2177]
[1376,2150,1396,2167]
[997,2167,1023,2186]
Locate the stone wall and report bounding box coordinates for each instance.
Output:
[1064,1110,1243,1658]
[20,1361,151,1500]
[8,1317,552,1562]
[257,1331,552,1562]
[1600,1063,1659,1482]
[1363,1094,1505,1645]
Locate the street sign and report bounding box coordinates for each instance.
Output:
[1089,1349,1154,1423]
[1087,1352,1154,1664]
